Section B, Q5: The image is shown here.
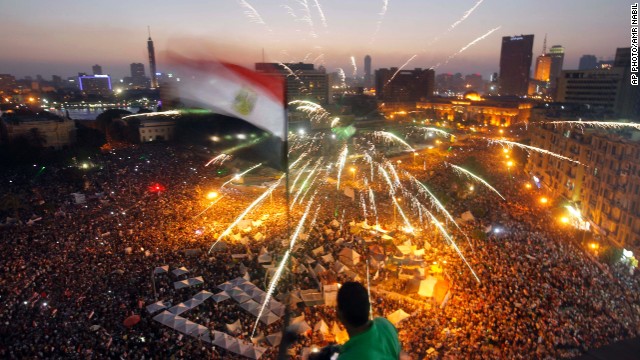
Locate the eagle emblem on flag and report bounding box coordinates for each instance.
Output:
[233,87,257,116]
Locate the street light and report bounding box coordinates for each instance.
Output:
[350,167,356,181]
[206,191,219,200]
[539,196,548,204]
[413,152,418,165]
[506,161,514,184]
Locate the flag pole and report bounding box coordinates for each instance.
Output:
[277,79,293,360]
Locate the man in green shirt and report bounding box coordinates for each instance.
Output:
[337,282,402,360]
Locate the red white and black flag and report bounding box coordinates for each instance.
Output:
[168,54,287,171]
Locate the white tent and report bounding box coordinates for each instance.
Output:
[334,261,348,273]
[314,263,327,274]
[173,276,204,290]
[254,232,265,241]
[252,220,263,227]
[289,316,312,334]
[153,311,212,343]
[153,265,169,274]
[172,267,189,277]
[266,332,282,346]
[314,319,330,335]
[193,290,213,301]
[312,246,325,256]
[321,253,335,264]
[338,248,361,265]
[228,287,252,303]
[461,210,475,222]
[330,219,340,228]
[226,319,242,334]
[146,300,169,314]
[258,254,272,263]
[387,309,411,326]
[213,291,231,302]
[212,331,267,359]
[418,276,438,298]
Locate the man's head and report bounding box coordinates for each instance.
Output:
[337,281,370,328]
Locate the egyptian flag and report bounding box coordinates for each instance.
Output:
[168,54,287,171]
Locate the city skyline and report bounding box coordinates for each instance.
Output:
[0,0,632,79]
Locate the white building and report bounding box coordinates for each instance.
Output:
[1,111,76,149]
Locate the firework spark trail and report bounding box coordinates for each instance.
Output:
[374,131,415,152]
[385,55,418,85]
[384,160,402,188]
[289,100,330,123]
[312,53,325,64]
[337,68,347,87]
[370,0,390,44]
[281,4,298,19]
[368,185,379,225]
[377,165,396,196]
[294,0,318,38]
[289,152,308,170]
[237,0,272,31]
[434,26,501,69]
[205,154,232,167]
[360,192,368,220]
[290,159,313,192]
[252,192,317,337]
[488,139,583,166]
[220,163,262,189]
[297,174,321,208]
[423,207,481,283]
[392,196,413,231]
[448,163,506,200]
[208,175,284,253]
[419,127,453,138]
[291,157,323,207]
[364,153,375,181]
[336,145,349,189]
[545,120,640,131]
[448,0,484,31]
[351,56,358,79]
[311,0,328,28]
[193,195,225,219]
[405,174,474,250]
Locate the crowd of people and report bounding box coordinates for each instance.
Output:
[1,135,639,359]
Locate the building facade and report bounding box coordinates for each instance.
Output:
[556,68,625,112]
[548,45,565,90]
[579,55,598,70]
[416,95,535,127]
[78,75,112,95]
[1,112,76,149]
[138,118,176,142]
[255,62,330,105]
[375,67,434,103]
[526,121,640,249]
[499,35,534,96]
[364,55,372,88]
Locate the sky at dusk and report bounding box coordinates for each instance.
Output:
[0,0,632,80]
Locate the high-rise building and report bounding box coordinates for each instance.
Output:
[499,34,534,96]
[0,74,17,93]
[375,67,434,102]
[129,63,148,88]
[364,55,372,88]
[613,47,640,119]
[464,73,484,92]
[255,62,329,105]
[78,75,112,95]
[548,45,565,89]
[147,27,158,88]
[92,64,103,75]
[556,47,638,118]
[579,55,598,70]
[534,55,552,82]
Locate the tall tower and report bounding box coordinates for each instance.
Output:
[147,26,158,88]
[548,45,564,89]
[498,34,534,96]
[534,35,551,82]
[364,55,372,88]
